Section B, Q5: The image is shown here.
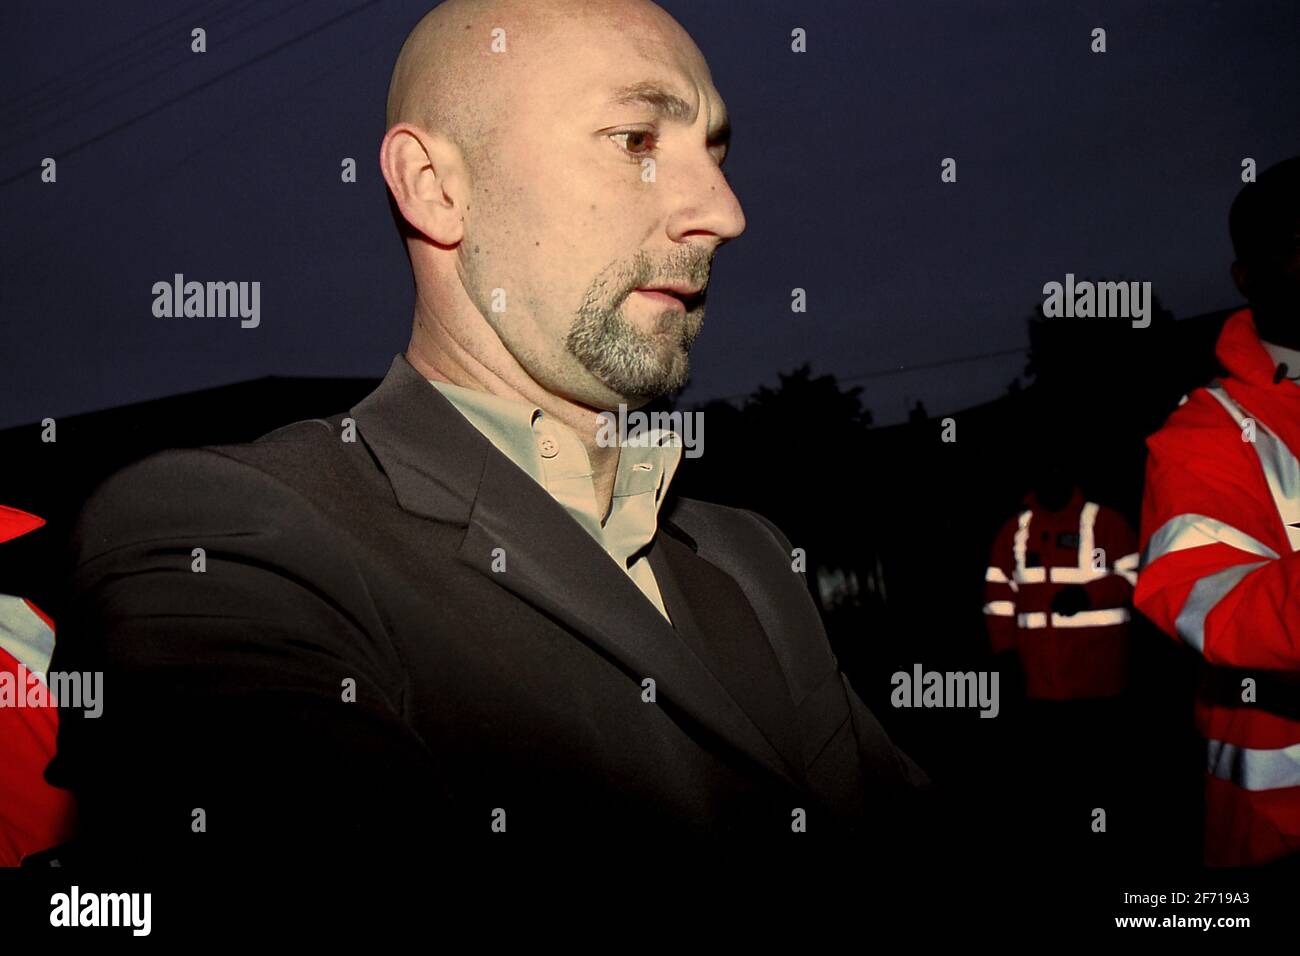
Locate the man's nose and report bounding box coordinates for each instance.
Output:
[664,160,746,246]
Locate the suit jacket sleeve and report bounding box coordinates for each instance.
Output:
[48,448,451,865]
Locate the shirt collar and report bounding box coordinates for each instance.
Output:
[426,379,546,485]
[426,378,683,527]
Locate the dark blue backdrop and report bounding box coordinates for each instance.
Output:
[3,0,1298,427]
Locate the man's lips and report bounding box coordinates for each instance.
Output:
[635,289,686,311]
[633,286,703,311]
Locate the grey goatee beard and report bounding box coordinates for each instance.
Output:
[566,303,703,400]
[566,251,709,401]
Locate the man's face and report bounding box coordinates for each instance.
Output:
[457,9,745,410]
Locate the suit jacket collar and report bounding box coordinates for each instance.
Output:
[349,353,805,789]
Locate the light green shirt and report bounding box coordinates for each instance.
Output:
[428,379,683,622]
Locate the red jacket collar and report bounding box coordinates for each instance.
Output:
[1216,307,1286,387]
[1213,307,1300,458]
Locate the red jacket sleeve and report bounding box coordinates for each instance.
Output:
[0,642,78,865]
[983,517,1019,654]
[0,506,78,866]
[1134,400,1300,670]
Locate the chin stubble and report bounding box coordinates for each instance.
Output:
[566,250,710,400]
[567,303,702,399]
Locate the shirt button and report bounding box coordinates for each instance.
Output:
[537,434,559,458]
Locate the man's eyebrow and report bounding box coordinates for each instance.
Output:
[607,81,731,146]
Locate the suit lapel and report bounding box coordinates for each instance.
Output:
[350,355,801,791]
[646,531,806,778]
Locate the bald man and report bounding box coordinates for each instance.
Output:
[48,0,929,865]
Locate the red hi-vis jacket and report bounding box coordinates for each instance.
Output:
[984,489,1138,700]
[0,506,77,866]
[1135,308,1300,867]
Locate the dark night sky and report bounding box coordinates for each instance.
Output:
[2,0,1298,429]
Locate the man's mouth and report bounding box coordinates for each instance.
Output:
[633,284,704,312]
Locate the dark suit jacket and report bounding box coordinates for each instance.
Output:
[48,354,930,864]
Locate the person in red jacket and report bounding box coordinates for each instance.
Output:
[1135,156,1300,867]
[984,463,1139,701]
[984,458,1139,854]
[0,505,77,866]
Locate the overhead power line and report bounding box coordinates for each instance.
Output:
[0,0,387,188]
[3,0,316,150]
[0,0,223,120]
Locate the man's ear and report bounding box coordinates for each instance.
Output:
[379,124,467,246]
[1231,260,1250,299]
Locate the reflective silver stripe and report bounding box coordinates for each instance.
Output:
[1012,509,1034,583]
[1205,383,1300,552]
[1206,739,1300,791]
[1079,501,1099,568]
[1049,501,1113,583]
[1174,561,1269,653]
[1113,551,1140,586]
[1051,608,1129,628]
[0,593,55,675]
[982,601,1015,616]
[1017,609,1128,629]
[985,566,1008,584]
[1050,566,1107,584]
[1142,513,1278,568]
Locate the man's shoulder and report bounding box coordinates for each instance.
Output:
[73,416,368,561]
[1142,383,1273,525]
[91,416,351,499]
[234,412,357,466]
[1146,384,1248,466]
[1169,386,1230,427]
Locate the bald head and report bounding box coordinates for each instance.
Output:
[381,0,744,411]
[388,0,683,168]
[386,0,520,168]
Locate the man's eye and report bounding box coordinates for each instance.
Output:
[609,130,658,156]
